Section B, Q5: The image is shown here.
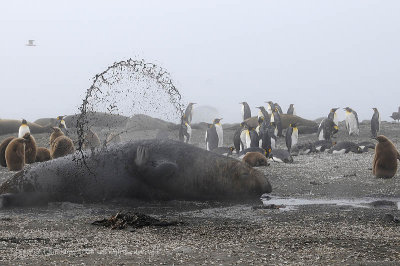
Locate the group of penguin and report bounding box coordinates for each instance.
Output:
[179,101,388,167]
[0,116,107,172]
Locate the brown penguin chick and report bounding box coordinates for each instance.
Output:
[242,152,269,167]
[5,138,26,171]
[51,136,75,159]
[83,128,101,150]
[22,133,37,164]
[373,135,400,178]
[0,137,15,167]
[35,147,52,162]
[49,127,65,146]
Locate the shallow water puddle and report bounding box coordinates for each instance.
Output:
[261,196,400,211]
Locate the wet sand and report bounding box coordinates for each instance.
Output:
[1,121,400,265]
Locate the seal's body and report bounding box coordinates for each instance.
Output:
[0,139,272,208]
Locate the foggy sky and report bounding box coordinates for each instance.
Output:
[1,0,399,123]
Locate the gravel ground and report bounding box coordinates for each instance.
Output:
[1,121,400,265]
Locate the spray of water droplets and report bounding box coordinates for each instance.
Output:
[74,59,185,167]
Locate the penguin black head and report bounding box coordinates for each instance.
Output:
[213,118,222,124]
[344,107,352,112]
[258,116,264,124]
[57,116,65,120]
[290,123,297,128]
[330,108,339,113]
[21,119,28,125]
[372,108,378,112]
[206,123,214,128]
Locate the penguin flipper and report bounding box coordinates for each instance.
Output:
[134,146,178,188]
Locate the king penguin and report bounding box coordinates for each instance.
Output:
[240,102,251,121]
[248,127,260,148]
[240,123,251,150]
[265,101,274,115]
[268,122,277,149]
[256,106,270,124]
[271,107,283,137]
[213,118,223,147]
[317,118,338,141]
[57,115,68,135]
[18,119,30,138]
[371,107,380,138]
[233,122,245,153]
[184,103,196,124]
[344,107,359,136]
[205,123,218,151]
[327,108,339,128]
[179,115,191,143]
[285,123,298,152]
[287,104,296,115]
[274,103,283,114]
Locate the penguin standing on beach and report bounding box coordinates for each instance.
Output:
[344,107,360,136]
[371,108,380,138]
[266,101,274,115]
[233,122,245,153]
[240,123,251,150]
[18,119,30,138]
[287,104,296,115]
[258,121,272,155]
[328,108,339,128]
[271,107,283,137]
[240,102,251,121]
[285,123,298,152]
[249,127,260,148]
[317,118,338,141]
[57,115,68,135]
[256,106,270,125]
[184,103,196,124]
[268,123,277,149]
[274,103,283,114]
[205,123,218,151]
[179,116,191,143]
[213,118,223,147]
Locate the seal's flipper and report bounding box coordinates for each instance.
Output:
[134,146,178,189]
[0,192,49,208]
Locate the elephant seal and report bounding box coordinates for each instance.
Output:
[373,135,400,178]
[0,139,272,208]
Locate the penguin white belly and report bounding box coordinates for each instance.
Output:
[318,129,324,140]
[333,113,338,126]
[291,129,298,147]
[267,105,272,115]
[257,110,263,120]
[245,131,251,149]
[271,138,276,149]
[272,156,284,163]
[60,120,67,129]
[18,125,30,138]
[215,124,223,147]
[332,149,346,154]
[185,125,192,143]
[205,131,209,150]
[274,127,278,137]
[346,113,359,135]
[270,113,275,123]
[293,109,296,116]
[240,130,247,151]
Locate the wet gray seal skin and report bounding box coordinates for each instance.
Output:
[0,139,272,208]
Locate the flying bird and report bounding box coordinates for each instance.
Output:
[26,40,36,46]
